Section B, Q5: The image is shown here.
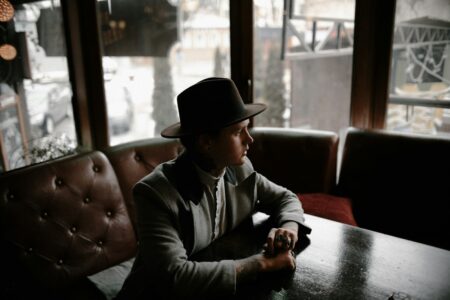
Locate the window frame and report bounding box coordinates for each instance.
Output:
[10,0,397,156]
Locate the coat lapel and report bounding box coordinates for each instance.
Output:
[174,152,204,205]
[173,153,257,253]
[173,152,205,253]
[224,171,257,231]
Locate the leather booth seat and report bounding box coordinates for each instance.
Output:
[336,128,450,250]
[248,128,357,226]
[0,151,137,299]
[1,128,349,298]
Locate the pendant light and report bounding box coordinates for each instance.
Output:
[0,43,16,60]
[0,0,14,22]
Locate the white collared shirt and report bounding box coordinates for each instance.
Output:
[194,164,227,241]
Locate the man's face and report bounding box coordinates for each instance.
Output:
[208,119,254,169]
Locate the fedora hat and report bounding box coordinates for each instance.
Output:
[161,77,266,138]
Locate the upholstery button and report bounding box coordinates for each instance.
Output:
[84,197,91,203]
[55,178,63,186]
[93,165,100,172]
[57,259,63,265]
[106,211,112,217]
[70,226,77,233]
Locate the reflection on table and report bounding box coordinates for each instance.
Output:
[193,213,450,300]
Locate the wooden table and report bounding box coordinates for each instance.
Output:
[197,213,450,299]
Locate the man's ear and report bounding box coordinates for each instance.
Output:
[198,133,213,153]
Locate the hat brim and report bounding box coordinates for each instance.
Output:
[161,103,267,138]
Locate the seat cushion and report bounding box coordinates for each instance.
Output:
[299,193,357,226]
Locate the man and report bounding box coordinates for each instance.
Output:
[116,77,311,299]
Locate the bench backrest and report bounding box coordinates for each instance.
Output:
[337,128,450,250]
[248,127,339,194]
[0,151,137,291]
[105,138,183,227]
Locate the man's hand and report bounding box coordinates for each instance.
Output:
[265,222,299,256]
[235,222,300,285]
[235,250,296,284]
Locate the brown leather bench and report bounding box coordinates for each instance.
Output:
[0,127,356,299]
[0,151,137,299]
[248,128,357,226]
[336,127,450,250]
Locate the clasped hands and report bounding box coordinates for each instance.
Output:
[262,227,298,271]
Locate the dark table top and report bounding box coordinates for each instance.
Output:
[198,213,450,300]
[275,214,450,299]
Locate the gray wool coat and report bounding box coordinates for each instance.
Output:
[116,152,311,300]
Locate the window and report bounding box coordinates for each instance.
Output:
[387,0,450,136]
[97,0,231,145]
[0,0,76,172]
[253,0,355,134]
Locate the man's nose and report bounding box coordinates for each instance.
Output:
[245,129,254,144]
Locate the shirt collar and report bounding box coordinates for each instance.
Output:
[193,162,225,189]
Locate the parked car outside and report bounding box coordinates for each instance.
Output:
[25,78,134,139]
[25,81,72,137]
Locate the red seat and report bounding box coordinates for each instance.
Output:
[299,193,357,226]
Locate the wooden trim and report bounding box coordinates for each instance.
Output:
[62,0,109,149]
[350,0,396,129]
[61,0,93,149]
[230,0,253,104]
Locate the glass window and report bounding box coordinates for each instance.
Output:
[387,0,450,137]
[0,0,77,172]
[97,0,231,145]
[254,0,355,133]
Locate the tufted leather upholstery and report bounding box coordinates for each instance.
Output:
[0,128,353,298]
[105,138,184,227]
[0,151,137,292]
[248,127,339,194]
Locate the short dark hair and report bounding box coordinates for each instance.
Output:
[178,128,222,151]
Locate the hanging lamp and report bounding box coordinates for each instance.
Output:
[0,0,14,22]
[0,43,16,60]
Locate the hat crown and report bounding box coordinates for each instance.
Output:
[161,77,266,138]
[177,78,246,133]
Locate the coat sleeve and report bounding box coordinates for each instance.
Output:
[250,163,312,234]
[133,181,236,298]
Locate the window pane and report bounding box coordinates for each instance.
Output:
[0,0,77,172]
[387,0,450,136]
[254,0,355,133]
[98,0,230,145]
